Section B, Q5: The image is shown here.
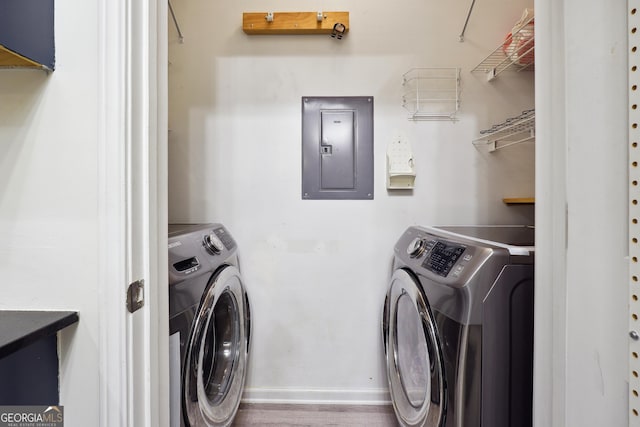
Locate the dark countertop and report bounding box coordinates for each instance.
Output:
[0,311,79,359]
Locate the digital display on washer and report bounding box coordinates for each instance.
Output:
[213,227,236,250]
[422,240,466,277]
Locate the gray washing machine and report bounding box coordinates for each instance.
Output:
[382,225,534,427]
[169,223,250,427]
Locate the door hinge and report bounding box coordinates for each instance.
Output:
[127,279,145,313]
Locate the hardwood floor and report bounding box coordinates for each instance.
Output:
[232,403,399,426]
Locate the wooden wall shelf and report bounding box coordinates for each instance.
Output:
[503,197,535,205]
[0,45,45,69]
[243,11,349,35]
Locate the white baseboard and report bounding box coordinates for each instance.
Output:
[241,387,391,406]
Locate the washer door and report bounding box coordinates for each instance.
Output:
[383,268,446,427]
[183,265,250,427]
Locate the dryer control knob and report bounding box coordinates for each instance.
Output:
[203,233,224,254]
[407,237,427,258]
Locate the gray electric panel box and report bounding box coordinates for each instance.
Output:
[302,96,374,200]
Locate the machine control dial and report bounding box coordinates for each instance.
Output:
[407,237,428,258]
[203,233,224,254]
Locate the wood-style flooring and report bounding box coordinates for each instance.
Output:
[232,403,399,426]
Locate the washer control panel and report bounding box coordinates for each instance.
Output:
[420,240,466,277]
[168,223,238,285]
[203,232,224,254]
[396,225,533,288]
[406,237,428,258]
[406,237,469,278]
[202,226,237,254]
[212,226,236,250]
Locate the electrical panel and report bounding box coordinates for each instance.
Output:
[301,96,374,200]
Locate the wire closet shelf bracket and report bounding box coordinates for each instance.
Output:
[473,109,535,152]
[471,14,534,81]
[402,67,461,121]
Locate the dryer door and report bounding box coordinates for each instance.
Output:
[183,265,250,427]
[383,268,446,427]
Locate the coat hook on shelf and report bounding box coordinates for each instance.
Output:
[317,11,324,22]
[331,22,346,40]
[265,12,274,22]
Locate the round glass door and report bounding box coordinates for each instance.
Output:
[199,290,239,406]
[183,266,249,427]
[396,292,430,408]
[383,268,446,427]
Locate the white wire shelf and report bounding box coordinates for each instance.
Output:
[402,68,460,121]
[471,14,534,81]
[473,109,535,152]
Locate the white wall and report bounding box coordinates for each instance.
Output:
[0,1,101,425]
[168,0,535,402]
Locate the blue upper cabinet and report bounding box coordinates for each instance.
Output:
[0,0,55,71]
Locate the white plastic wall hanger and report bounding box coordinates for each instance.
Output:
[386,138,416,189]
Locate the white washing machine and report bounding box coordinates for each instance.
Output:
[168,223,251,427]
[382,226,534,427]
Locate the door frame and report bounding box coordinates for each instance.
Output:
[97,0,168,425]
[100,0,627,425]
